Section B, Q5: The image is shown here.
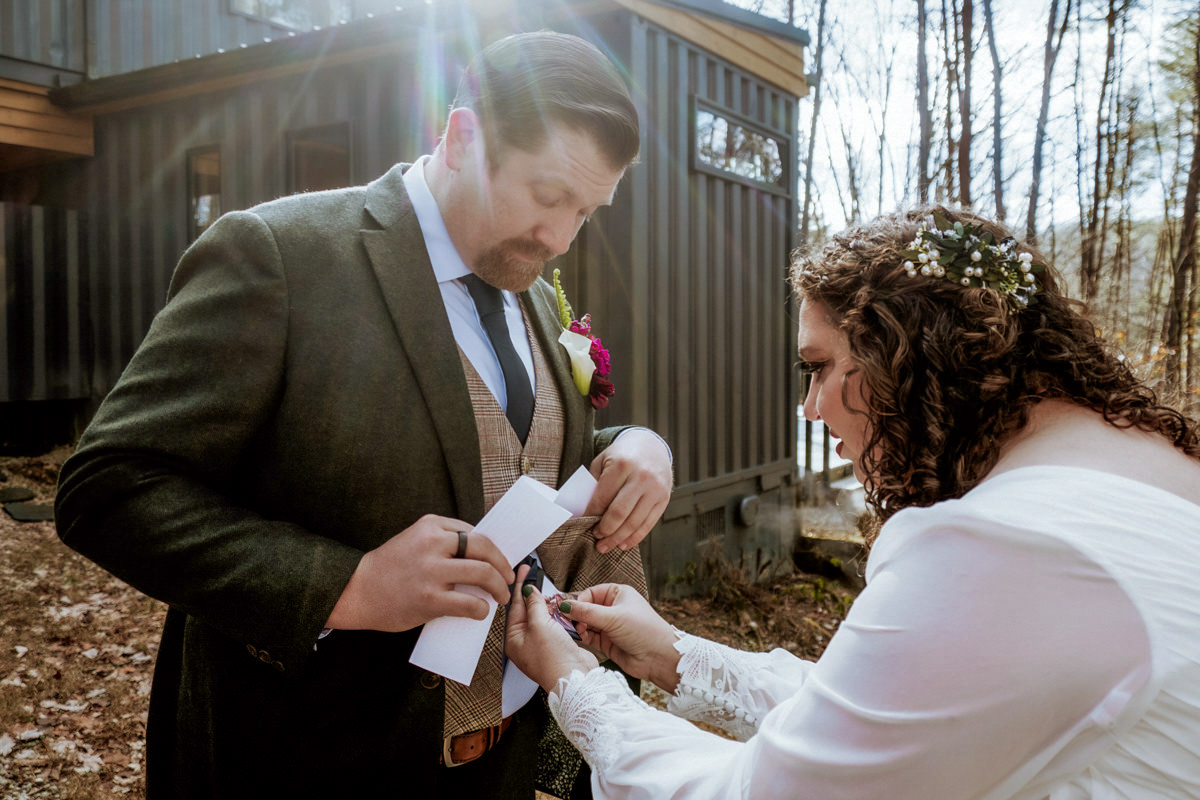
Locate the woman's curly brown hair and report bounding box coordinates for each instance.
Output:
[790,205,1200,532]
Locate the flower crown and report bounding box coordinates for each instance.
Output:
[898,211,1045,311]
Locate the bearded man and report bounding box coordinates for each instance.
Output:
[55,31,671,800]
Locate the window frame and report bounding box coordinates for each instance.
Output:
[285,121,353,195]
[228,0,351,32]
[186,144,222,244]
[689,96,790,197]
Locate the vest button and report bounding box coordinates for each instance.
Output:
[521,456,533,475]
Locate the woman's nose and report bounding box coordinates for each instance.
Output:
[802,384,819,421]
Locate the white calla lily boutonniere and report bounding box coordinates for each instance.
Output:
[553,269,615,409]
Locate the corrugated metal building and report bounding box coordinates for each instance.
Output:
[0,0,809,595]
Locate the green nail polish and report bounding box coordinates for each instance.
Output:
[558,601,572,614]
[522,584,532,597]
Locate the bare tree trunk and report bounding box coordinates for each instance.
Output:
[1165,10,1200,393]
[942,0,958,202]
[799,0,827,247]
[917,0,933,203]
[838,117,864,223]
[958,0,974,206]
[982,0,1003,220]
[1026,0,1071,243]
[1080,0,1127,304]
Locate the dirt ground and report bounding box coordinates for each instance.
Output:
[0,448,860,799]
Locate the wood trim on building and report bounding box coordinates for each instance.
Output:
[610,0,807,96]
[0,79,93,170]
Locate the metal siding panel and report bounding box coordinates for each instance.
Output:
[247,83,265,202]
[38,0,52,65]
[84,151,104,390]
[1,3,11,58]
[128,114,145,344]
[102,122,120,383]
[670,37,691,485]
[629,18,651,427]
[711,168,726,475]
[650,28,670,444]
[67,207,82,393]
[692,52,710,485]
[746,189,759,470]
[17,0,33,61]
[149,111,166,305]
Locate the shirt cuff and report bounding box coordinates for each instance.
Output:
[613,427,674,466]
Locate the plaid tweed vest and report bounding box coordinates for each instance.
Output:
[444,304,646,740]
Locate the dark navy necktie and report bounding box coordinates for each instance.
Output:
[461,273,534,444]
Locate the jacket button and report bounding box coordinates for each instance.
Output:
[273,660,285,673]
[246,644,259,658]
[420,672,442,689]
[258,650,273,664]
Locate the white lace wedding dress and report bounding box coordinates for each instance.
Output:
[549,467,1200,799]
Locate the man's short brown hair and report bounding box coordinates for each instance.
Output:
[452,31,640,172]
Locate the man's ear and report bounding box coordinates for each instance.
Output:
[444,107,484,171]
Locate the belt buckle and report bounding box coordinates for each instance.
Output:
[441,717,510,768]
[441,732,468,768]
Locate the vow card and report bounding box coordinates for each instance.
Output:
[408,469,596,685]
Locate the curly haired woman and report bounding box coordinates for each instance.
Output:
[506,205,1200,799]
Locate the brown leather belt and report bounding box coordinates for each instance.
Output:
[441,716,513,767]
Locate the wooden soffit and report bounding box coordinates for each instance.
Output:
[0,77,93,172]
[612,0,807,97]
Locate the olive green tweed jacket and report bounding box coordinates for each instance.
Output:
[55,163,625,798]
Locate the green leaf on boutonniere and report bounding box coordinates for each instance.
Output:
[552,268,574,331]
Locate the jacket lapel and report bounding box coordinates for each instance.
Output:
[522,280,592,483]
[361,165,484,522]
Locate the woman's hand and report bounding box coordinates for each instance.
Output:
[506,565,600,692]
[559,583,682,694]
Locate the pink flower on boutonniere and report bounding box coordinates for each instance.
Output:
[553,269,615,410]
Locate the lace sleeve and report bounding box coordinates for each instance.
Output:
[548,667,655,773]
[667,632,812,742]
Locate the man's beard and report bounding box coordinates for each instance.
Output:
[471,238,556,293]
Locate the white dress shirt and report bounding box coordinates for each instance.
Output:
[402,158,535,410]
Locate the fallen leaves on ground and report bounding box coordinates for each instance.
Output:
[0,448,165,799]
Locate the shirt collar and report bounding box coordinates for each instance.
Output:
[403,157,472,285]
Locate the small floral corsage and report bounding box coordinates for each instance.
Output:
[553,269,615,409]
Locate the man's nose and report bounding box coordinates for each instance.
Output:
[535,215,580,257]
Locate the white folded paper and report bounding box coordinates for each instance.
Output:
[408,467,597,685]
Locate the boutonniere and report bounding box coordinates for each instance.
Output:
[553,268,615,409]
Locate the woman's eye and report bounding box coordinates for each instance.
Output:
[798,360,825,377]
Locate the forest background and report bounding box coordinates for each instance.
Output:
[736,0,1200,406]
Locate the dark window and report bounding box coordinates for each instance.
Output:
[230,0,352,30]
[692,98,788,193]
[187,146,221,242]
[288,123,351,194]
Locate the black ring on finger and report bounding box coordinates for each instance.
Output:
[454,530,469,559]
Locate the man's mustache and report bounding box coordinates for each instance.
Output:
[501,240,556,262]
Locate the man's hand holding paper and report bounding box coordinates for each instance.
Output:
[409,467,600,685]
[324,513,514,633]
